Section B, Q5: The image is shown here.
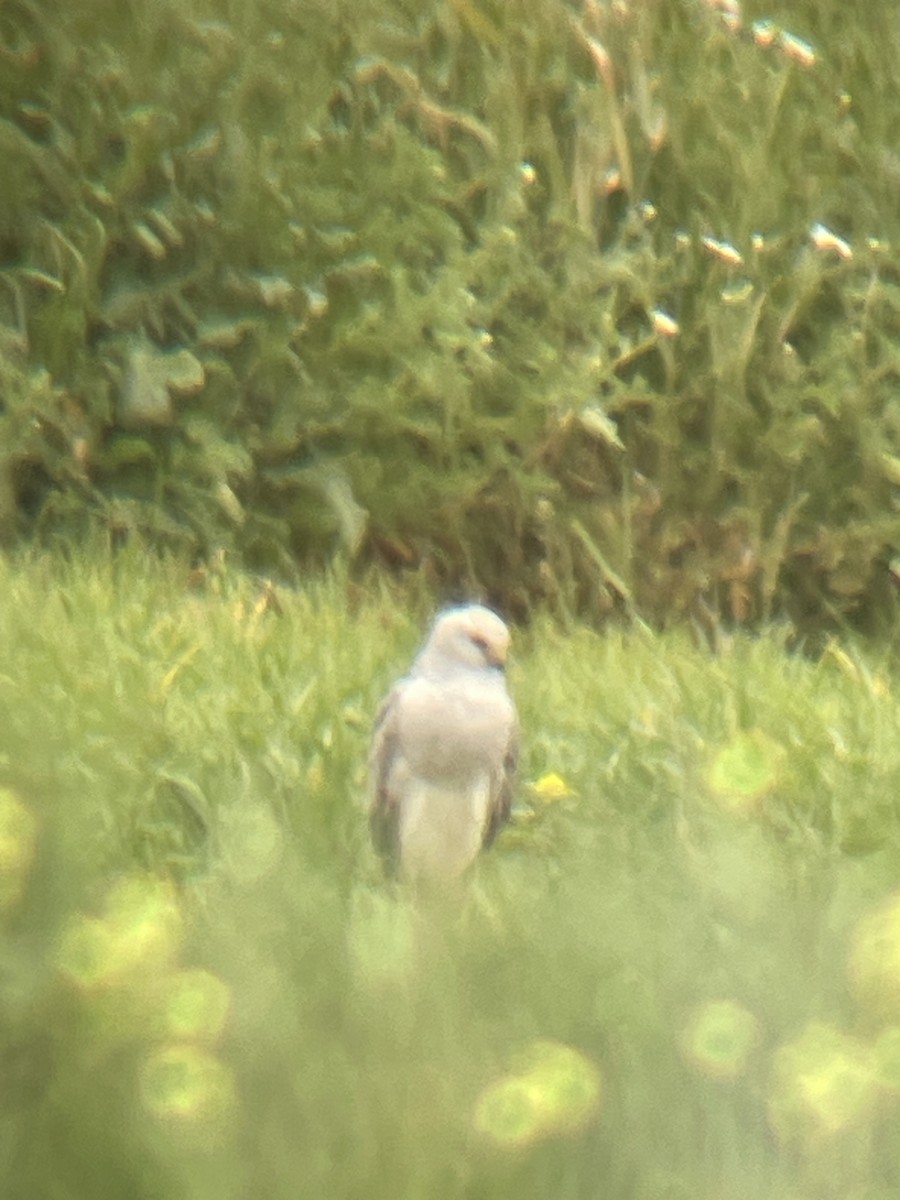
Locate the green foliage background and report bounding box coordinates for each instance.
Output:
[2,0,900,631]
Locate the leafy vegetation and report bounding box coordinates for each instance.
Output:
[5,5,900,1193]
[1,0,900,629]
[4,547,900,1198]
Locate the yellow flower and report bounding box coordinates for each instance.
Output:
[769,1023,875,1143]
[707,730,782,815]
[530,773,576,803]
[681,999,759,1080]
[474,1040,601,1148]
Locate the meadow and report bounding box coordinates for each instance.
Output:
[3,1,900,1193]
[4,547,900,1199]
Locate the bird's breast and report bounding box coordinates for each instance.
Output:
[397,676,513,780]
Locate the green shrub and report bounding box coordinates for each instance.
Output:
[2,0,900,630]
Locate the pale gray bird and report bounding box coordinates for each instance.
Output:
[369,605,519,880]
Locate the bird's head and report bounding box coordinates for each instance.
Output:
[418,605,511,675]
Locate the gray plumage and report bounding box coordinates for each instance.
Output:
[369,605,519,880]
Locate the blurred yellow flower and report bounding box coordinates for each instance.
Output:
[473,1075,548,1148]
[681,999,759,1080]
[707,730,782,815]
[768,1022,876,1143]
[474,1040,601,1149]
[140,1044,238,1142]
[57,875,184,991]
[530,773,576,803]
[849,892,900,1020]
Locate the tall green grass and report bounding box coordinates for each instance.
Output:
[3,548,900,1198]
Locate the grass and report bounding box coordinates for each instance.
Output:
[4,547,900,1198]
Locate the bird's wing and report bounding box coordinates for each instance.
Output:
[482,714,519,850]
[368,684,404,876]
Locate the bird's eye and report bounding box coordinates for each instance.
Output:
[470,633,505,670]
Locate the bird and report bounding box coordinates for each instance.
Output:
[369,605,519,881]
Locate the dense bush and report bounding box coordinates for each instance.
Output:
[2,0,900,630]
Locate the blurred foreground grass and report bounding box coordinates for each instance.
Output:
[4,549,900,1198]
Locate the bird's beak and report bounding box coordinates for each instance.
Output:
[487,645,507,671]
